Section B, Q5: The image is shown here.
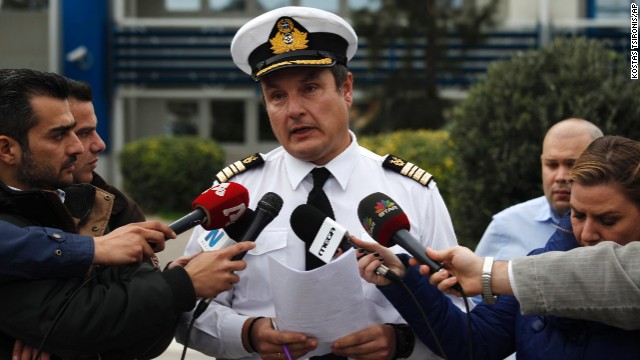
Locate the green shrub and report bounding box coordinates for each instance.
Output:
[359,129,454,202]
[119,136,225,213]
[449,37,640,248]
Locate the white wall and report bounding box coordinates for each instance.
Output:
[0,11,49,70]
[503,0,583,27]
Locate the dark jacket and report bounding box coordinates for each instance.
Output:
[0,173,146,284]
[0,183,195,359]
[380,215,640,360]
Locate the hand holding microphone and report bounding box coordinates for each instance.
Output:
[357,192,464,293]
[184,241,256,299]
[169,182,250,235]
[191,191,283,319]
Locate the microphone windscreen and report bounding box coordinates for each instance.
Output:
[290,204,328,244]
[224,208,255,240]
[193,182,250,230]
[256,192,284,219]
[357,192,410,247]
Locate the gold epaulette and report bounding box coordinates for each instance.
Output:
[382,154,434,187]
[215,153,265,183]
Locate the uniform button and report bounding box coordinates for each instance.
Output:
[91,226,100,232]
[55,249,62,256]
[104,195,112,201]
[52,233,62,239]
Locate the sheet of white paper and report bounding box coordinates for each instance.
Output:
[268,249,371,356]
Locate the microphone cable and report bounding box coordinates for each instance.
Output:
[384,267,474,360]
[181,297,210,360]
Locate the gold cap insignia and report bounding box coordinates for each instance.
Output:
[269,18,308,54]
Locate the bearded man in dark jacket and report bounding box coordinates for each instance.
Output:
[0,69,253,359]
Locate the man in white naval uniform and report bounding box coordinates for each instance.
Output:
[176,6,464,360]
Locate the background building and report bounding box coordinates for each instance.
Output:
[0,0,630,188]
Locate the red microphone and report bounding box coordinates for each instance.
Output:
[169,182,249,235]
[357,192,444,274]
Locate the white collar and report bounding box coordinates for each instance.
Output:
[284,130,361,191]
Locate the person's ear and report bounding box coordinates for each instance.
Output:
[342,72,353,107]
[0,136,21,165]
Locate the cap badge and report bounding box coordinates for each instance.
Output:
[269,18,309,54]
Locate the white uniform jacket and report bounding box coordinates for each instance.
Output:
[176,134,460,359]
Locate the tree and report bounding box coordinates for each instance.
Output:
[352,0,499,132]
[120,136,225,213]
[449,37,640,248]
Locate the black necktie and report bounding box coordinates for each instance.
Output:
[305,167,335,270]
[305,168,349,360]
[307,167,335,219]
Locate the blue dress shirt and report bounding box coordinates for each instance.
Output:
[475,196,561,260]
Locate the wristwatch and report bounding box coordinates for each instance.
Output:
[482,257,499,304]
[388,323,415,359]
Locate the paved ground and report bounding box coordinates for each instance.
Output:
[156,340,211,360]
[146,217,212,360]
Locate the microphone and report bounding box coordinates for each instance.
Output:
[231,191,284,261]
[290,204,400,282]
[192,192,283,319]
[168,182,249,235]
[357,192,444,274]
[197,209,256,252]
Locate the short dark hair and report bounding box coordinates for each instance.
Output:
[330,64,349,93]
[0,69,69,147]
[66,78,93,102]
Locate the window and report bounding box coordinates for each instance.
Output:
[210,100,245,142]
[209,0,246,12]
[589,0,630,19]
[167,102,198,135]
[165,0,201,12]
[348,0,381,12]
[299,0,339,13]
[256,0,292,12]
[258,105,276,141]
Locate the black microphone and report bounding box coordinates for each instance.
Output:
[168,182,249,235]
[290,204,400,282]
[231,191,283,260]
[357,192,445,275]
[193,192,283,319]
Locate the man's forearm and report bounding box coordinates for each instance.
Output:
[0,222,93,282]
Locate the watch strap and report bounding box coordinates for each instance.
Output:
[387,323,415,359]
[482,257,498,304]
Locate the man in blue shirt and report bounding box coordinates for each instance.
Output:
[475,118,603,261]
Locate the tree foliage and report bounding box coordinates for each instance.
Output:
[449,37,640,248]
[120,136,225,213]
[359,129,454,201]
[352,0,499,132]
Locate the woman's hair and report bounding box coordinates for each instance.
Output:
[571,135,640,207]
